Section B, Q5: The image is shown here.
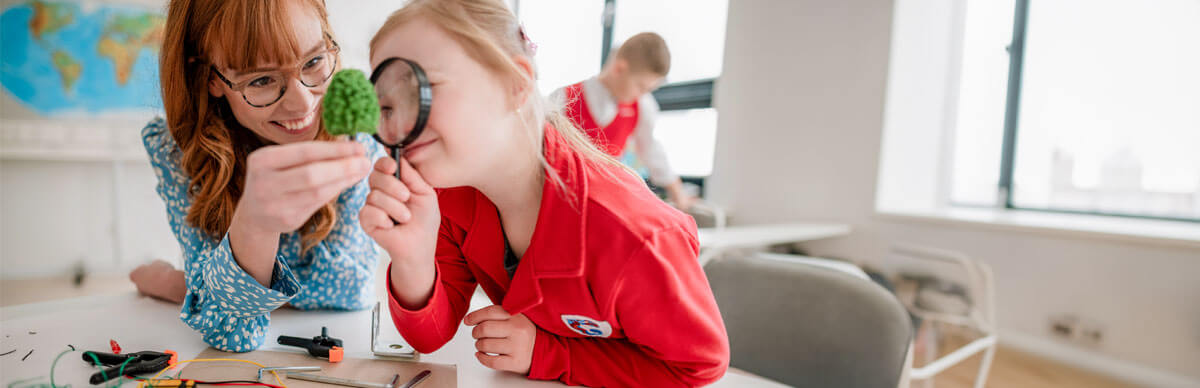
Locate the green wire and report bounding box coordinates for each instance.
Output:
[49,348,74,388]
[109,356,134,388]
[7,376,47,388]
[36,347,137,388]
[83,352,106,380]
[113,356,133,388]
[76,351,133,388]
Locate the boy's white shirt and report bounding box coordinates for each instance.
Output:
[550,76,678,187]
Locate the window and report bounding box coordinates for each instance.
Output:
[948,0,1016,207]
[518,0,728,182]
[326,1,412,74]
[951,0,1200,221]
[611,0,728,84]
[516,0,605,93]
[652,107,718,177]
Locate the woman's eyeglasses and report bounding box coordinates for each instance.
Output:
[211,42,341,108]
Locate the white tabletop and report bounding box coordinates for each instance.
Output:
[1,291,786,387]
[698,222,851,250]
[696,222,851,266]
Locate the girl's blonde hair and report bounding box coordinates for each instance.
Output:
[161,0,339,252]
[369,0,635,203]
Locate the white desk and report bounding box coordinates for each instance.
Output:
[697,222,851,265]
[1,291,786,387]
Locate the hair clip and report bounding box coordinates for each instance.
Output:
[518,24,538,56]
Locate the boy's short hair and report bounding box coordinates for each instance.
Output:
[614,32,670,76]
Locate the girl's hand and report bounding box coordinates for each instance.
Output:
[361,157,441,309]
[465,305,536,375]
[235,141,371,235]
[360,157,441,263]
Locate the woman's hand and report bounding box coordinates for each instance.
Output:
[465,305,536,375]
[360,157,441,308]
[129,259,187,304]
[229,140,371,286]
[236,141,370,234]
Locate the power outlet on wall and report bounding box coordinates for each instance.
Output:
[1049,314,1104,348]
[1049,314,1077,339]
[1077,319,1105,347]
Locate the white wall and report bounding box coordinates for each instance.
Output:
[0,0,408,280]
[0,156,180,278]
[710,0,1200,384]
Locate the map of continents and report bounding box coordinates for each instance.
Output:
[1,1,165,115]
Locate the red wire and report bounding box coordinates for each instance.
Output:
[129,378,283,388]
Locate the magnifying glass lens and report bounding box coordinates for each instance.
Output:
[373,61,422,146]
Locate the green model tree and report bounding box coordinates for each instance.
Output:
[322,69,379,136]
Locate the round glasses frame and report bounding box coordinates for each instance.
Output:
[210,41,341,108]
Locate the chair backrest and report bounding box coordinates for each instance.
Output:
[686,201,727,229]
[888,243,995,332]
[706,253,913,388]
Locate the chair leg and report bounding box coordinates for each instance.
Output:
[972,345,997,388]
[899,344,914,388]
[923,322,937,388]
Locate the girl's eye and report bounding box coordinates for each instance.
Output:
[380,107,393,118]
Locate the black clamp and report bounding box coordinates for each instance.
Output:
[81,350,175,384]
[278,326,344,362]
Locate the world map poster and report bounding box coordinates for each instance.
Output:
[1,0,165,117]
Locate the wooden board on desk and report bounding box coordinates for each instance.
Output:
[180,348,456,388]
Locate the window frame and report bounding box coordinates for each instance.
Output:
[991,0,1198,223]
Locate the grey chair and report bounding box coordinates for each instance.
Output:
[705,253,913,388]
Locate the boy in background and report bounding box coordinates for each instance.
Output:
[552,32,696,210]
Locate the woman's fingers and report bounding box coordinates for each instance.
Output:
[280,166,369,213]
[252,141,364,170]
[277,156,371,194]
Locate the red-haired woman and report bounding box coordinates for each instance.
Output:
[130,0,383,352]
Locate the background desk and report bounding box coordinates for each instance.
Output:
[698,222,851,264]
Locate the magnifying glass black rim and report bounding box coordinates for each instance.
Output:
[369,57,432,150]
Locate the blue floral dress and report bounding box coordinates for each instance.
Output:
[142,118,385,352]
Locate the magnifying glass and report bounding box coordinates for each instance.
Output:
[370,57,432,181]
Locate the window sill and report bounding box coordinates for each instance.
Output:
[875,206,1200,249]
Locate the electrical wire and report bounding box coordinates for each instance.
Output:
[146,359,285,388]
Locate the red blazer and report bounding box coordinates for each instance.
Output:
[386,125,730,387]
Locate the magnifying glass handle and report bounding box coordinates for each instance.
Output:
[392,147,403,181]
[382,145,406,226]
